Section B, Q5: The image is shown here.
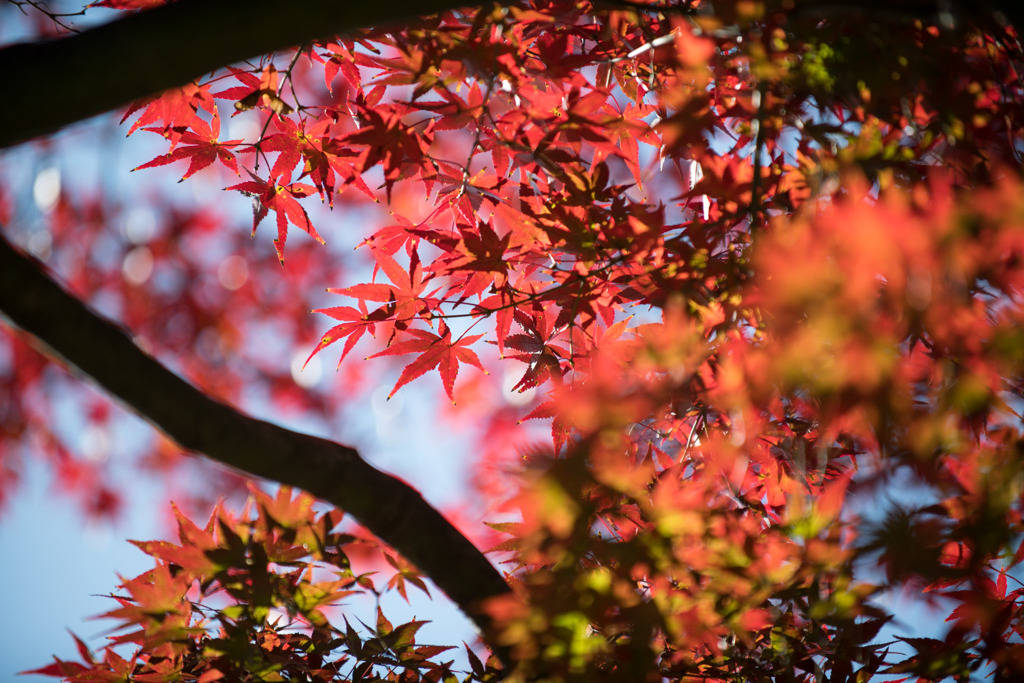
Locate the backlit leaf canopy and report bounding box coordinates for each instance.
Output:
[2,0,1024,681]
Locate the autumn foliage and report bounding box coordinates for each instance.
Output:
[4,0,1024,681]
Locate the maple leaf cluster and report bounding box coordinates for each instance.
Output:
[27,487,479,682]
[4,0,1024,681]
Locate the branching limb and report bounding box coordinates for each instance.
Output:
[0,0,499,148]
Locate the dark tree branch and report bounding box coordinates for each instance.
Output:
[0,0,492,148]
[0,0,1020,149]
[0,231,513,664]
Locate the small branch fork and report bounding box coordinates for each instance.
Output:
[2,0,86,33]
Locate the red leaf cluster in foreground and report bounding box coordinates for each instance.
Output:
[4,0,1024,681]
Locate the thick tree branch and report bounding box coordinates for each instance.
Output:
[0,0,493,148]
[1,0,1021,149]
[0,231,513,661]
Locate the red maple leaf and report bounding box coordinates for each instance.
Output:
[226,171,324,261]
[330,247,437,331]
[134,110,241,179]
[122,82,216,144]
[260,115,318,183]
[308,299,393,366]
[338,103,435,198]
[369,321,485,402]
[214,64,294,116]
[443,221,511,289]
[317,41,361,95]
